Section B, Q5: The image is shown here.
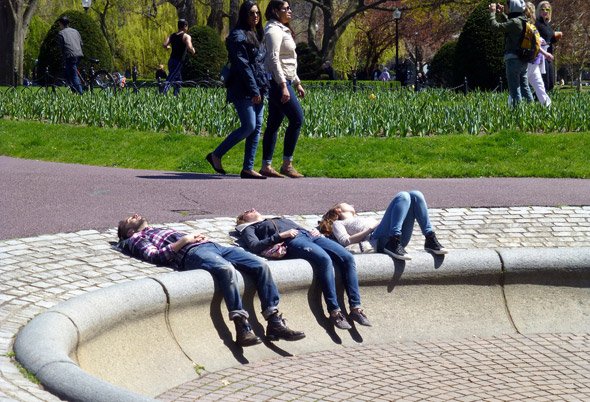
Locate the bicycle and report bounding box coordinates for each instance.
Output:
[74,58,117,93]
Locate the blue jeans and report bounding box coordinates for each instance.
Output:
[164,57,183,96]
[371,191,434,248]
[262,80,304,164]
[286,232,360,313]
[182,242,280,320]
[213,98,264,171]
[65,57,83,94]
[505,57,533,107]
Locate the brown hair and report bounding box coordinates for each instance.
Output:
[318,205,341,236]
[117,219,130,240]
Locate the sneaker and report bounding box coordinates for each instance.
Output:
[349,308,372,327]
[383,236,412,260]
[233,317,262,347]
[330,310,352,330]
[424,233,448,255]
[266,313,306,341]
[280,165,304,178]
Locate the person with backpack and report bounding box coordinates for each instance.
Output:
[524,2,553,107]
[489,0,533,107]
[162,19,195,96]
[205,1,269,179]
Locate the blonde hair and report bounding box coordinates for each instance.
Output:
[536,1,552,22]
[318,204,342,236]
[525,2,536,20]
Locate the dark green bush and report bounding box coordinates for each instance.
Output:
[37,10,113,80]
[429,40,458,88]
[455,0,504,90]
[296,43,322,80]
[182,26,226,83]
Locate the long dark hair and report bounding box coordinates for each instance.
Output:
[236,1,264,44]
[265,0,294,36]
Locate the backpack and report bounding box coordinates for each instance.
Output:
[220,62,231,87]
[517,18,541,63]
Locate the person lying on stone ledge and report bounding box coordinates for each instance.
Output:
[116,213,305,347]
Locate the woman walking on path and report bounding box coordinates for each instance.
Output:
[206,1,269,179]
[524,2,553,107]
[319,191,448,261]
[258,0,305,179]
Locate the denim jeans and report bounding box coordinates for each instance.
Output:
[262,80,304,164]
[164,57,183,96]
[213,98,264,170]
[182,242,280,320]
[286,232,360,313]
[505,57,533,107]
[371,191,434,248]
[65,57,83,95]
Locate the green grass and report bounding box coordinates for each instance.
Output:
[1,119,589,178]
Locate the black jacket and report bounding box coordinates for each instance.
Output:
[226,29,269,103]
[239,218,308,254]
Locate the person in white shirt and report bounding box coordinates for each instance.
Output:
[319,191,448,261]
[259,1,306,179]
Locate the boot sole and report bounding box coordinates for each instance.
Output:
[425,248,449,255]
[383,249,412,260]
[266,333,306,342]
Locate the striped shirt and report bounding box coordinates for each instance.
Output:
[128,227,205,268]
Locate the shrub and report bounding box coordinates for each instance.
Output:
[429,40,458,88]
[182,26,227,83]
[296,43,322,80]
[455,0,504,90]
[37,10,113,80]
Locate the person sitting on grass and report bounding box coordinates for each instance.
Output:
[236,209,371,330]
[117,213,305,347]
[319,191,448,261]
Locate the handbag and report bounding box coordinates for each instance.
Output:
[260,219,287,259]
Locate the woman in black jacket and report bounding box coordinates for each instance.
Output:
[206,1,269,179]
[535,1,562,91]
[236,209,371,330]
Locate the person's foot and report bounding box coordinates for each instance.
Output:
[280,165,304,178]
[349,308,372,327]
[233,317,262,347]
[329,310,352,330]
[424,232,448,255]
[259,165,285,178]
[205,152,226,175]
[383,236,412,260]
[266,313,306,341]
[240,169,267,180]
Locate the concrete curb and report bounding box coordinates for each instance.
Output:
[13,247,590,401]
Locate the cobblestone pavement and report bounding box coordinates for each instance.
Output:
[158,333,590,402]
[1,206,590,401]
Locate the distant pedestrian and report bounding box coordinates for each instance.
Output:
[524,2,552,107]
[259,0,305,178]
[57,16,84,94]
[162,19,195,96]
[489,0,533,107]
[378,67,391,82]
[205,1,269,180]
[535,1,562,91]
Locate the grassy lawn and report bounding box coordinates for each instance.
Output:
[1,119,588,178]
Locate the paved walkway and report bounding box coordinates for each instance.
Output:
[2,205,590,401]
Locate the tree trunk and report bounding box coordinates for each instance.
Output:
[228,0,239,31]
[206,0,223,34]
[168,0,196,27]
[0,0,39,86]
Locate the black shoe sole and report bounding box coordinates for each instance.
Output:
[425,247,449,255]
[236,337,262,347]
[205,153,226,175]
[240,171,267,179]
[266,333,306,342]
[383,249,412,260]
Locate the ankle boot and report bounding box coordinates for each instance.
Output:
[266,313,306,341]
[234,317,261,347]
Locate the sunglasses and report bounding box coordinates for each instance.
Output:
[541,8,551,11]
[280,6,292,12]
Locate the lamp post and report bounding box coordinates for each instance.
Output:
[393,7,401,81]
[82,0,91,12]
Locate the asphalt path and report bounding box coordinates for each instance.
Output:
[1,156,588,241]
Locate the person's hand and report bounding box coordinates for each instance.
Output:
[296,84,305,98]
[252,95,262,105]
[554,31,563,41]
[545,52,554,62]
[488,3,497,13]
[279,229,299,239]
[309,228,321,237]
[280,85,290,103]
[182,233,208,244]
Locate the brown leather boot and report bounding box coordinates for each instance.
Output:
[266,313,306,341]
[234,317,262,347]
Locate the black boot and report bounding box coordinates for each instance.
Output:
[383,235,411,260]
[266,313,306,341]
[234,317,262,347]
